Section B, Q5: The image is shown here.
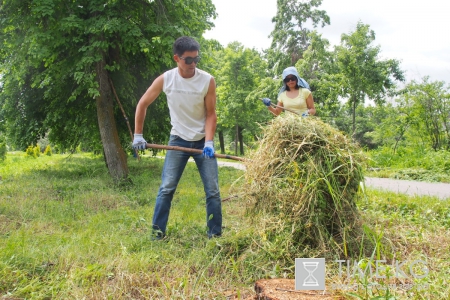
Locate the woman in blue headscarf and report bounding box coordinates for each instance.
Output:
[263,66,316,117]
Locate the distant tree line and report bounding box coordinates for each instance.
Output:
[1,0,449,181]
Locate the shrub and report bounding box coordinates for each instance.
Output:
[0,137,6,161]
[33,144,41,157]
[26,144,41,158]
[369,146,450,173]
[44,145,52,156]
[26,145,36,157]
[0,141,6,160]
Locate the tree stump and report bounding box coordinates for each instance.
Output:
[254,279,342,300]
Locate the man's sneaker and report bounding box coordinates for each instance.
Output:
[208,233,222,239]
[150,231,165,241]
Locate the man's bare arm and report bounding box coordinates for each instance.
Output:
[204,77,217,141]
[134,75,164,134]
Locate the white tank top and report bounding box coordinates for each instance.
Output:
[163,68,212,141]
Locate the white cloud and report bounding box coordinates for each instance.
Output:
[204,0,450,83]
[204,0,276,50]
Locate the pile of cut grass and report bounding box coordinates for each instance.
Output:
[243,114,366,258]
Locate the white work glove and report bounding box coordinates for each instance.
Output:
[202,140,215,159]
[132,134,147,150]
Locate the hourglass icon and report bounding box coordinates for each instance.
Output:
[295,258,325,290]
[302,261,319,286]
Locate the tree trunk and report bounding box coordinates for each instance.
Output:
[218,131,225,154]
[234,124,238,156]
[95,58,129,183]
[441,115,450,150]
[238,126,244,156]
[352,96,357,139]
[393,125,408,154]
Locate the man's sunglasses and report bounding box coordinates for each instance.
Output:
[284,76,298,83]
[179,56,201,64]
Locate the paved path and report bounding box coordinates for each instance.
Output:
[216,161,450,200]
[364,177,450,200]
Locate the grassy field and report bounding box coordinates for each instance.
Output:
[366,147,450,183]
[0,152,449,299]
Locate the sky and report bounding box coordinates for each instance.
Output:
[203,0,450,84]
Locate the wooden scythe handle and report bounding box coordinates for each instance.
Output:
[145,143,246,162]
[270,103,300,115]
[259,98,300,115]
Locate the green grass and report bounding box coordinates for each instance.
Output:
[366,147,450,183]
[0,152,449,299]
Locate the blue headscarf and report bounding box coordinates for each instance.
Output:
[277,66,310,97]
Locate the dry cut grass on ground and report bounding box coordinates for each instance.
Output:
[0,152,449,299]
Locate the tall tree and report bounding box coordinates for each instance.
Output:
[369,102,414,153]
[215,42,268,155]
[404,78,450,150]
[295,31,343,117]
[334,22,404,137]
[268,0,330,74]
[0,0,216,182]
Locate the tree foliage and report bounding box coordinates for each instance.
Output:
[214,42,269,155]
[367,102,414,153]
[343,78,450,152]
[402,78,450,150]
[295,31,342,116]
[334,22,404,136]
[0,0,216,180]
[268,0,330,74]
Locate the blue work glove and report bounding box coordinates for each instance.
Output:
[262,98,271,107]
[132,134,147,150]
[301,111,309,117]
[203,140,215,159]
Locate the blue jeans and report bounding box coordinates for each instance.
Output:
[152,135,222,238]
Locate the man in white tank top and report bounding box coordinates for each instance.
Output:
[132,36,222,239]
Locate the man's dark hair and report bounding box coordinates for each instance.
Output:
[173,36,200,56]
